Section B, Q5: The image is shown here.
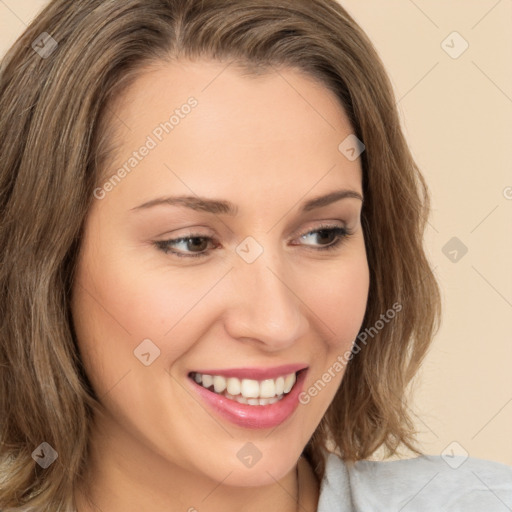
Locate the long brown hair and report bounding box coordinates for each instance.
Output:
[0,0,441,509]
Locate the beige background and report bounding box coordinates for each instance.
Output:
[1,1,511,466]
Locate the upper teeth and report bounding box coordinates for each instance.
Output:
[193,372,297,399]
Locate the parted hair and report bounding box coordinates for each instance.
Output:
[0,0,442,509]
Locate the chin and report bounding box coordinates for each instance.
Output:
[217,460,296,488]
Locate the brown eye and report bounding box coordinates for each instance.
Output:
[184,237,209,252]
[154,236,216,258]
[301,229,338,245]
[296,226,352,251]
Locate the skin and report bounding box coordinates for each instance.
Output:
[71,59,370,512]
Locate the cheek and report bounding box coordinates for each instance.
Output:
[71,244,228,387]
[299,247,370,350]
[293,242,369,408]
[295,266,369,420]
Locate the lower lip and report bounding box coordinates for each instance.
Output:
[188,369,308,429]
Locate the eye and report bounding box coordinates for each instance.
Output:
[293,224,354,251]
[154,235,217,258]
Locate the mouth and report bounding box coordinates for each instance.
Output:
[188,368,304,406]
[186,366,308,429]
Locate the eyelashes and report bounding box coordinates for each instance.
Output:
[153,224,355,259]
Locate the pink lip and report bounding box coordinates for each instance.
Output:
[188,368,308,429]
[189,363,307,380]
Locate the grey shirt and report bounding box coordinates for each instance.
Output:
[317,451,512,511]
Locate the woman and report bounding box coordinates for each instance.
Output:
[0,0,510,511]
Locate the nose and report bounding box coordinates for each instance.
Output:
[221,248,309,350]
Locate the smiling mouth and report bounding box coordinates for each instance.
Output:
[188,369,305,406]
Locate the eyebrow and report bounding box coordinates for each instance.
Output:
[131,189,363,215]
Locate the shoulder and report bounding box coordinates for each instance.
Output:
[318,450,512,512]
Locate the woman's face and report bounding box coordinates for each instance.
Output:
[72,59,369,489]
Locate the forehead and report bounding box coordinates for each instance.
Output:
[98,59,363,209]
